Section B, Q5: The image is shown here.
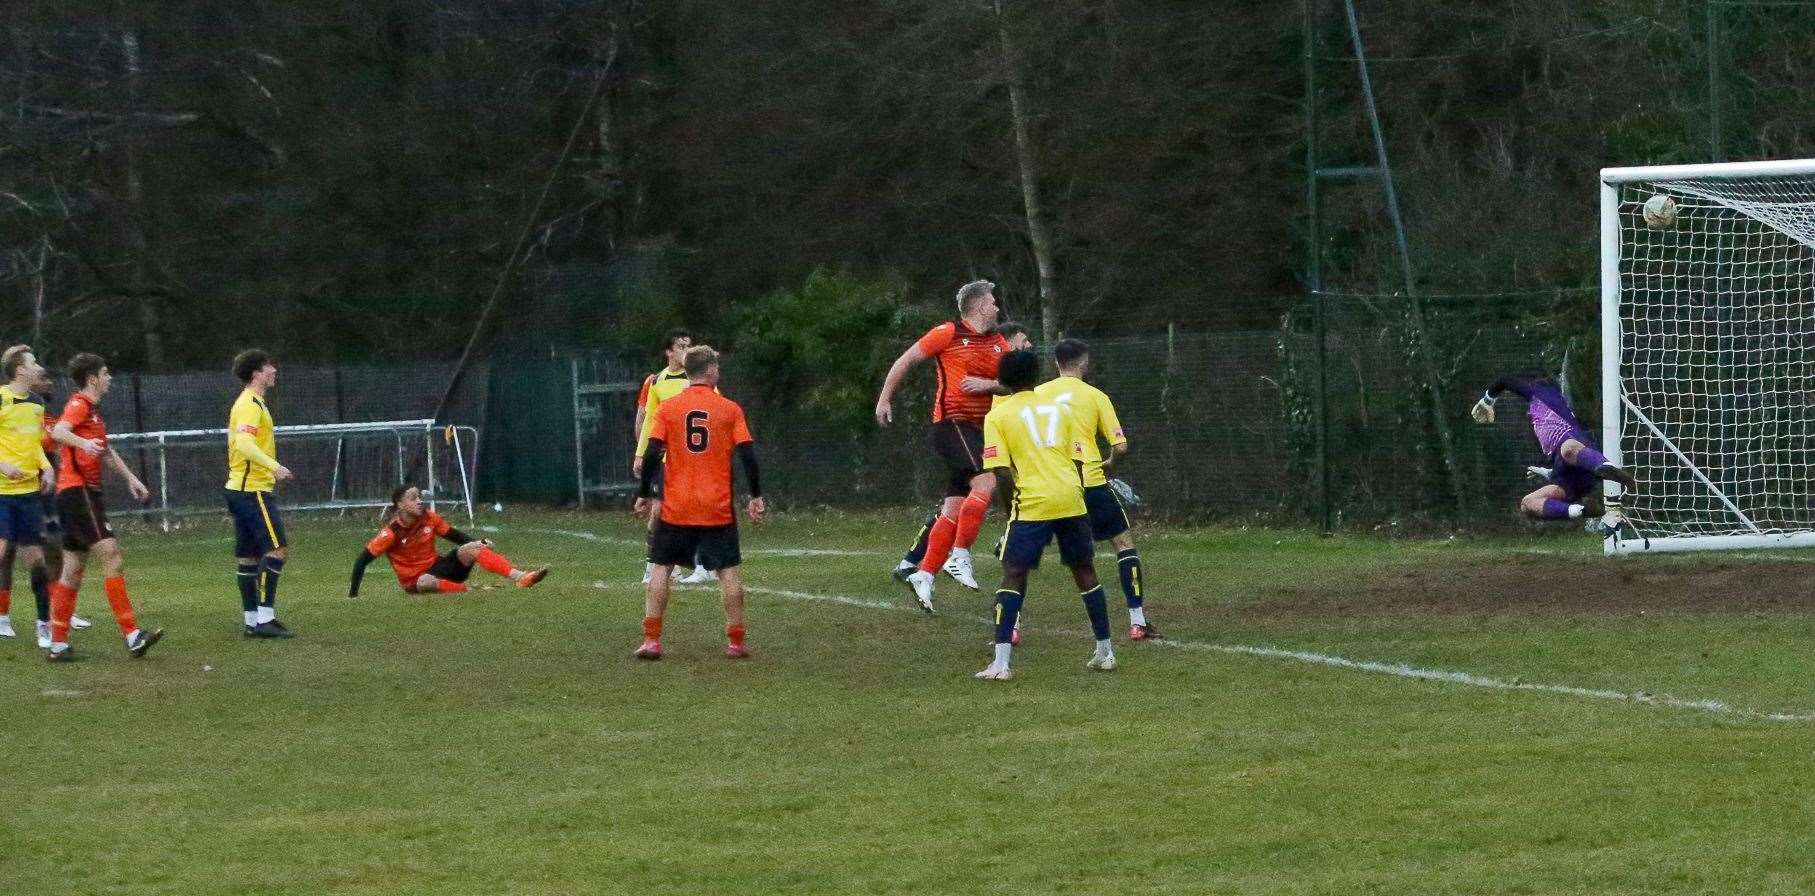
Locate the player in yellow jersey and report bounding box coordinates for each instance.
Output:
[0,346,56,649]
[224,349,296,639]
[1036,338,1161,640]
[973,350,1116,681]
[632,330,711,585]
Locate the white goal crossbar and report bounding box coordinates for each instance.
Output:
[108,419,479,528]
[1600,158,1815,554]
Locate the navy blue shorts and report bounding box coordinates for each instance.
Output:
[998,516,1094,571]
[1083,484,1130,541]
[1548,458,1600,502]
[224,490,287,558]
[0,492,45,546]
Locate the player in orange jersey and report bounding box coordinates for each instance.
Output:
[632,345,764,660]
[349,484,547,596]
[43,353,162,660]
[874,279,1010,611]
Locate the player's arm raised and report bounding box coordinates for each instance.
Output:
[875,343,932,426]
[1470,376,1529,424]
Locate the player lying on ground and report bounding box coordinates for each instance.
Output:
[633,329,713,586]
[44,353,163,660]
[632,345,764,660]
[0,356,91,644]
[894,321,1030,591]
[974,349,1117,681]
[350,485,547,596]
[1471,374,1636,525]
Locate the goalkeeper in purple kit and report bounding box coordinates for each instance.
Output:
[1471,375,1636,524]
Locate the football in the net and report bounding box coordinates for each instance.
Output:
[1641,194,1678,229]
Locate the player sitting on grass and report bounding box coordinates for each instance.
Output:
[974,349,1116,681]
[349,485,547,596]
[1471,373,1636,526]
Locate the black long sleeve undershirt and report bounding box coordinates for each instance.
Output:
[349,549,378,597]
[637,438,665,498]
[443,526,476,546]
[736,442,762,498]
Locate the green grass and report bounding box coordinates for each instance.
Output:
[2,509,1812,894]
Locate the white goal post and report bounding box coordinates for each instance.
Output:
[107,419,480,529]
[1600,158,1815,554]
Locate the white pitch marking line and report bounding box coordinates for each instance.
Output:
[567,528,1814,722]
[529,527,874,557]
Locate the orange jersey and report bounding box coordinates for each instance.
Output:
[366,509,456,585]
[56,393,107,491]
[915,321,1009,425]
[649,384,754,527]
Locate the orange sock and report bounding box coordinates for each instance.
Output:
[476,547,514,577]
[917,514,958,574]
[436,579,469,593]
[104,576,136,634]
[0,587,9,614]
[955,492,990,549]
[48,582,76,644]
[726,624,745,646]
[642,616,663,641]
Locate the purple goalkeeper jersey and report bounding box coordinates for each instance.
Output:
[1492,377,1593,459]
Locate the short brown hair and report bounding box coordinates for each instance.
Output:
[68,352,107,387]
[232,348,273,383]
[682,345,719,378]
[1,345,34,380]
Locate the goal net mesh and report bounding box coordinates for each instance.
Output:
[1616,172,1815,542]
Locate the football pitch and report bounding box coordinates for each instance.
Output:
[2,508,1811,895]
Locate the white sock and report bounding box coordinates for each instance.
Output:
[125,628,140,644]
[1129,606,1147,627]
[244,610,258,627]
[993,642,1013,667]
[1567,504,1586,519]
[256,606,276,624]
[1095,638,1113,657]
[694,565,709,577]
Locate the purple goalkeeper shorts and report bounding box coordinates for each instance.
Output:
[1549,459,1599,502]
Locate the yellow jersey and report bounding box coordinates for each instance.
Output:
[1035,376,1126,488]
[982,389,1086,522]
[225,388,278,492]
[636,367,691,457]
[0,387,49,497]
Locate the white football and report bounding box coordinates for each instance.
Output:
[1641,194,1678,229]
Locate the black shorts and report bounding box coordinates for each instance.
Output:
[648,520,740,571]
[998,516,1094,571]
[425,549,474,584]
[57,488,113,552]
[224,490,287,558]
[0,493,44,546]
[928,421,985,497]
[1083,484,1130,541]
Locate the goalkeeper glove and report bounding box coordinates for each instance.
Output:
[1469,393,1496,424]
[1525,465,1553,482]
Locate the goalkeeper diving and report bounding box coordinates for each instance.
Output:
[1470,375,1636,526]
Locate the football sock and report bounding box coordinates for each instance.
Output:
[475,547,515,577]
[30,565,49,622]
[237,561,259,619]
[104,576,136,634]
[48,581,75,645]
[955,492,990,550]
[435,579,468,593]
[642,616,663,641]
[1116,548,1143,609]
[1129,606,1147,627]
[1080,585,1111,642]
[1538,498,1576,520]
[1095,638,1114,658]
[1574,445,1609,472]
[903,515,936,565]
[917,514,958,574]
[993,641,1013,667]
[258,555,284,614]
[726,623,746,647]
[0,587,9,615]
[993,589,1024,645]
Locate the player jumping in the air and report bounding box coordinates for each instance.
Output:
[893,321,1029,594]
[45,353,162,660]
[974,350,1116,680]
[633,330,713,586]
[350,485,547,596]
[1470,374,1636,524]
[1037,339,1162,640]
[875,280,1010,612]
[633,346,764,660]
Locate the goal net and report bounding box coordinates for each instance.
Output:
[105,419,480,530]
[1600,159,1815,554]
